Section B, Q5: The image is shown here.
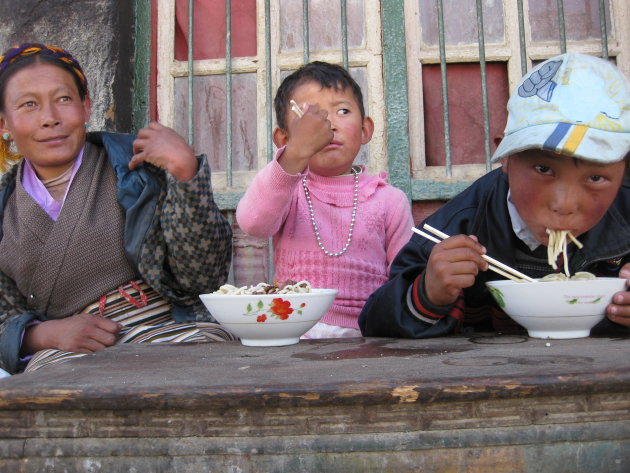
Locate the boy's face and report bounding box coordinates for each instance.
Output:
[503,150,626,246]
[285,80,373,176]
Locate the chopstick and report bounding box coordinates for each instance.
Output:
[290,100,304,118]
[412,224,536,283]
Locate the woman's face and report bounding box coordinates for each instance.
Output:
[0,62,91,180]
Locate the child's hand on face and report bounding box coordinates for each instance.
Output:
[606,263,630,327]
[281,103,333,173]
[423,235,489,306]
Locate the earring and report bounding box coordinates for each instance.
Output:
[84,123,90,130]
[1,133,9,141]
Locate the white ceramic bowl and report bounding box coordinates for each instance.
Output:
[199,289,338,346]
[486,277,626,339]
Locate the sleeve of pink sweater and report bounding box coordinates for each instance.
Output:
[236,149,303,238]
[383,187,415,270]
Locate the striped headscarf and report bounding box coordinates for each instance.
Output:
[0,43,88,96]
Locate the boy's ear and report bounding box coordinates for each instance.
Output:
[500,157,509,174]
[273,127,289,148]
[361,116,375,145]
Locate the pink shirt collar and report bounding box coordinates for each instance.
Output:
[22,147,85,221]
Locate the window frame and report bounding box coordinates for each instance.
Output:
[142,0,630,207]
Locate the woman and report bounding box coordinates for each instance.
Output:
[0,43,235,375]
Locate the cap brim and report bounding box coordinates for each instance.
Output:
[491,123,630,163]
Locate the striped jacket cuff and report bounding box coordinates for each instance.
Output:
[406,273,463,325]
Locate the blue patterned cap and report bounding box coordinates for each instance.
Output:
[492,53,630,163]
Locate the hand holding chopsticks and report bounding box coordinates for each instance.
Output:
[413,224,535,283]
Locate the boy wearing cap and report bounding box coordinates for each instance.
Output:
[359,53,630,338]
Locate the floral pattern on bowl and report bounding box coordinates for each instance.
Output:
[490,287,605,308]
[244,298,307,323]
[564,295,602,304]
[488,287,505,308]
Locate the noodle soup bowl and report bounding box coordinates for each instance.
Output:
[485,277,627,339]
[199,289,338,346]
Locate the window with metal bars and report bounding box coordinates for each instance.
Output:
[139,0,629,286]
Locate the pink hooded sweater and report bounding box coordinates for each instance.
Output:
[236,151,413,330]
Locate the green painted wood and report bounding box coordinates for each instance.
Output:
[132,0,151,132]
[411,179,473,201]
[187,0,194,146]
[213,181,473,211]
[214,191,245,211]
[381,0,411,201]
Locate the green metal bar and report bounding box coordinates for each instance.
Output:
[475,0,491,170]
[381,0,411,200]
[264,0,274,282]
[436,0,452,177]
[556,0,566,54]
[226,0,233,187]
[516,0,527,75]
[132,0,151,132]
[341,0,349,69]
[303,0,309,63]
[187,0,194,146]
[599,0,609,59]
[224,2,235,282]
[226,211,235,285]
[265,0,273,162]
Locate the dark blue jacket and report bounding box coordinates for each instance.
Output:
[359,168,630,338]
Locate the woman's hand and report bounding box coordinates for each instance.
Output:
[423,234,489,306]
[278,103,333,174]
[130,122,198,182]
[21,313,121,356]
[606,263,630,327]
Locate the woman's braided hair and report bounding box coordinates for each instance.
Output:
[0,43,89,170]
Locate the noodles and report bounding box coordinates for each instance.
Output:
[546,229,584,277]
[214,280,313,295]
[542,229,592,280]
[540,271,596,282]
[540,272,568,282]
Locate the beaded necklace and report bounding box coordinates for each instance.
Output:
[302,167,359,257]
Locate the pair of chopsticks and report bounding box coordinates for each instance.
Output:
[412,224,535,283]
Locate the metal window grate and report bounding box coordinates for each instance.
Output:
[149,1,617,198]
[142,0,620,286]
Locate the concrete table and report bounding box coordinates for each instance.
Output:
[1,334,629,472]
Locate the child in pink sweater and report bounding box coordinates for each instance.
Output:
[236,62,413,337]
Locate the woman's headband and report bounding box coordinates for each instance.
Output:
[0,43,88,93]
